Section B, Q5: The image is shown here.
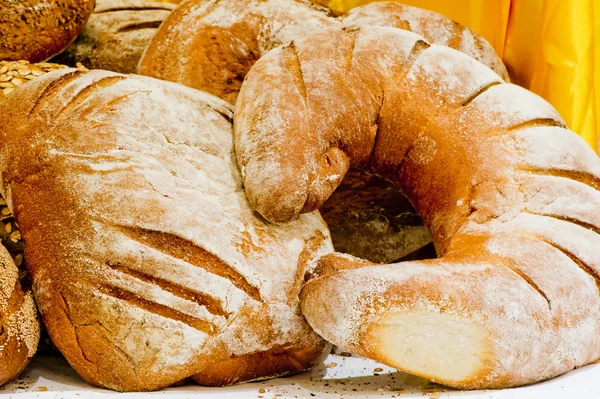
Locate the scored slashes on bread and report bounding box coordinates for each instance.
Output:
[0,0,95,62]
[0,70,333,391]
[0,245,39,387]
[139,0,509,263]
[234,26,600,389]
[139,0,508,102]
[52,0,176,74]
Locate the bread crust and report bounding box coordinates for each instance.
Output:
[234,26,600,388]
[0,69,332,391]
[0,245,39,387]
[0,0,96,62]
[51,0,175,73]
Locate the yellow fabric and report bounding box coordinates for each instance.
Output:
[321,0,599,152]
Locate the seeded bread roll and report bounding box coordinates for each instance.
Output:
[0,245,39,387]
[52,0,175,73]
[0,0,96,63]
[235,26,600,389]
[0,69,333,391]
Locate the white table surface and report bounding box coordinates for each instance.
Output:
[2,352,599,398]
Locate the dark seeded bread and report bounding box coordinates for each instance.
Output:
[0,0,96,62]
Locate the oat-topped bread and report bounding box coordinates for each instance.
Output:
[52,0,176,74]
[235,26,600,388]
[0,0,96,62]
[0,69,333,391]
[139,0,508,263]
[0,244,39,387]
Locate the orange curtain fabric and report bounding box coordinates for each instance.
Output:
[321,0,599,152]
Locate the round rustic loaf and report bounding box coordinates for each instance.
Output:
[0,0,96,63]
[52,0,176,73]
[234,26,600,389]
[0,244,39,387]
[140,0,508,263]
[0,69,333,391]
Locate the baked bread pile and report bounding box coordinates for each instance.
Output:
[0,0,598,393]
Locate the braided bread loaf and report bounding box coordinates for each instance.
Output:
[140,0,508,263]
[0,69,332,391]
[0,245,39,387]
[234,26,600,389]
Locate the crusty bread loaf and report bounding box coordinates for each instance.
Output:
[0,245,39,387]
[0,69,333,391]
[234,26,600,389]
[141,0,507,262]
[0,0,96,63]
[52,0,175,74]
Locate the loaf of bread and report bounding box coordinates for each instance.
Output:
[0,0,96,62]
[0,245,39,387]
[52,0,175,74]
[141,0,506,262]
[234,26,600,389]
[0,69,333,391]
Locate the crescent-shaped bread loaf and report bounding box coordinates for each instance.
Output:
[0,244,39,387]
[234,26,600,389]
[140,0,509,263]
[0,69,332,391]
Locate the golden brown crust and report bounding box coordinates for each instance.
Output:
[235,26,600,388]
[139,0,506,103]
[51,0,175,73]
[0,245,39,387]
[342,2,509,81]
[0,0,96,63]
[139,0,336,104]
[190,341,331,386]
[0,69,332,391]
